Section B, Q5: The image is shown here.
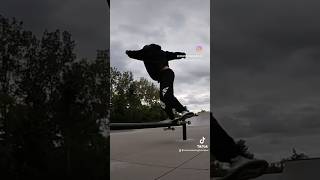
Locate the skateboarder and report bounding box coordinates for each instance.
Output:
[125,44,194,120]
[211,113,268,179]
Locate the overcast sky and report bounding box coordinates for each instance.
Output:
[3,0,319,164]
[111,0,210,112]
[212,0,320,162]
[0,0,108,60]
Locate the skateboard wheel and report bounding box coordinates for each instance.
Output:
[164,127,175,131]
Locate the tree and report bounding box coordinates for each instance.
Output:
[236,139,255,159]
[289,148,309,160]
[0,14,109,180]
[110,68,166,123]
[279,148,309,170]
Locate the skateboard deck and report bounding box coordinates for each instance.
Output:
[110,113,197,130]
[110,113,197,140]
[163,113,197,130]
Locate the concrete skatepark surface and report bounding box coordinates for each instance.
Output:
[111,112,210,180]
[255,158,319,180]
[212,158,319,180]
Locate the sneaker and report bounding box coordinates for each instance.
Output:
[180,110,194,119]
[220,156,268,180]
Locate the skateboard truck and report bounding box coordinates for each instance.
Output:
[177,120,191,125]
[163,126,175,131]
[165,114,196,140]
[163,120,191,129]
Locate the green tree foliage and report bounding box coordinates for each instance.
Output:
[0,15,109,180]
[110,67,167,123]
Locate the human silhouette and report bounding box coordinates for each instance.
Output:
[126,44,194,120]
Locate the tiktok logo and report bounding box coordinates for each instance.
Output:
[200,137,205,144]
[197,136,208,149]
[179,136,208,152]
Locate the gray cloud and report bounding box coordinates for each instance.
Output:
[1,0,108,59]
[212,0,320,161]
[111,0,210,112]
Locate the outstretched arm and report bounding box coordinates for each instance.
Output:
[126,50,144,61]
[165,51,186,61]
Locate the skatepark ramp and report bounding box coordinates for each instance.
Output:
[256,158,319,180]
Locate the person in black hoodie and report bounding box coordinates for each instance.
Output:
[126,44,194,120]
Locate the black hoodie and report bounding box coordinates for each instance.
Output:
[126,44,186,81]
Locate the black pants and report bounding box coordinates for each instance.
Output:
[159,69,186,119]
[211,113,240,162]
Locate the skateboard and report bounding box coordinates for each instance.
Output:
[163,113,197,131]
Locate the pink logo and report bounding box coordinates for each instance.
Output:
[196,45,203,53]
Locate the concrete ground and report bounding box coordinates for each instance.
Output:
[212,158,320,180]
[111,112,210,180]
[254,159,319,180]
